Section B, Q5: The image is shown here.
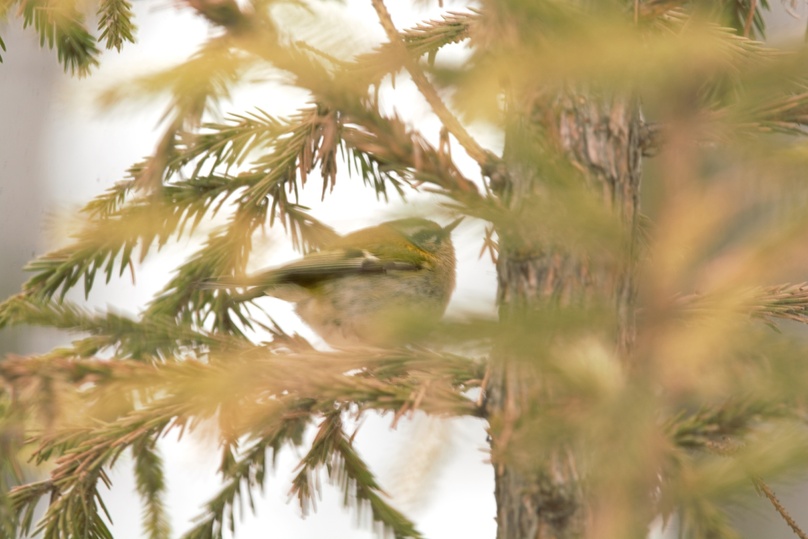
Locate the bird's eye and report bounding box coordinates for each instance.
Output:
[389,219,446,251]
[411,229,443,250]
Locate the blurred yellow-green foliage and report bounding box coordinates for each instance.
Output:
[4,0,808,538]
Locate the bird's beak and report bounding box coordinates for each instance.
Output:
[443,217,463,234]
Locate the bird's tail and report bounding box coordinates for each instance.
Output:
[197,275,268,302]
[199,267,296,301]
[198,276,251,290]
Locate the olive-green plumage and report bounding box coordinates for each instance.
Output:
[212,218,460,346]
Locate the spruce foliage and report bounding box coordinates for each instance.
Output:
[4,0,808,538]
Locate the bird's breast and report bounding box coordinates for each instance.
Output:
[293,270,450,346]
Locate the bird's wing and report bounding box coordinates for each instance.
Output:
[263,248,420,286]
[201,248,421,300]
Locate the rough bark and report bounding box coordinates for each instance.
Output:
[487,92,642,539]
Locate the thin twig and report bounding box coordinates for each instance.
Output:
[743,0,758,37]
[754,478,808,539]
[369,0,495,172]
[475,363,490,408]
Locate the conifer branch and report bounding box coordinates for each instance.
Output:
[17,0,100,76]
[101,36,250,193]
[665,401,786,452]
[19,178,245,302]
[140,112,348,331]
[741,90,808,136]
[0,295,216,360]
[100,35,246,118]
[664,406,808,539]
[88,5,484,212]
[21,218,145,301]
[182,0,250,31]
[290,411,422,539]
[19,105,343,306]
[348,10,477,86]
[649,13,808,142]
[0,350,482,427]
[341,113,481,200]
[676,283,808,328]
[183,406,312,539]
[132,437,171,539]
[650,2,769,39]
[12,2,808,538]
[370,0,495,174]
[96,0,136,52]
[20,196,213,302]
[13,417,170,539]
[82,177,138,219]
[676,500,738,539]
[168,6,486,203]
[754,478,808,539]
[749,283,808,325]
[0,349,481,536]
[649,1,770,37]
[143,210,258,334]
[170,108,294,177]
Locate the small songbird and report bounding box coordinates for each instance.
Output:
[209,217,461,346]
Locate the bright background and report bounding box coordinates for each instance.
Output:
[2,0,808,537]
[1,1,499,537]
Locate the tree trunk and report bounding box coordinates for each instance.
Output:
[487,92,642,539]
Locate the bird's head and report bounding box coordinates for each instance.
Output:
[385,217,463,255]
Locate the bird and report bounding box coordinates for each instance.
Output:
[207,217,461,346]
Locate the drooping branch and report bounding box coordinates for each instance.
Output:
[2,347,482,537]
[370,0,498,174]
